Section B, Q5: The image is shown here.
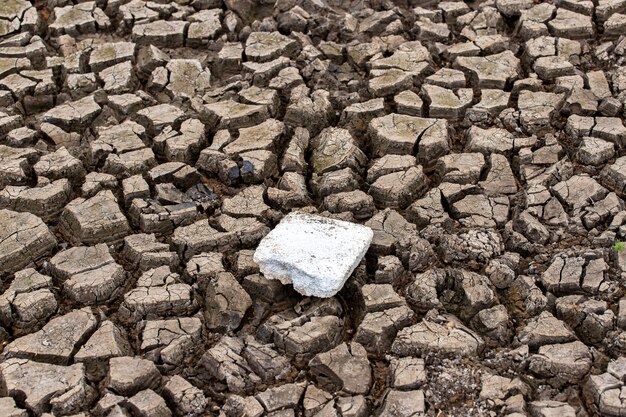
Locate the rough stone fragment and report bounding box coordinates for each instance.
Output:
[224,119,283,155]
[310,127,366,175]
[529,400,577,417]
[368,166,427,209]
[89,41,136,73]
[601,156,626,194]
[201,99,269,130]
[172,216,268,260]
[354,306,415,355]
[368,114,449,161]
[548,8,594,38]
[552,174,608,212]
[454,51,521,88]
[50,2,109,36]
[135,104,185,136]
[529,341,592,385]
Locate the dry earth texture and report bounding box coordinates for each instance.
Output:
[0,0,626,416]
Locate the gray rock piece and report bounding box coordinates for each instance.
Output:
[529,341,592,386]
[205,272,251,331]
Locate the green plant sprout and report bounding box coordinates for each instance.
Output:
[614,241,625,252]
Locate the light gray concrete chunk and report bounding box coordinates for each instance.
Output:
[254,212,372,298]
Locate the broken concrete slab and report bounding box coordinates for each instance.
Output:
[254,212,373,298]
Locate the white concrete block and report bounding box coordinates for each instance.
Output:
[253,212,373,298]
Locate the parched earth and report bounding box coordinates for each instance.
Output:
[0,0,625,416]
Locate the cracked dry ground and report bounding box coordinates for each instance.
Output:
[2,0,626,417]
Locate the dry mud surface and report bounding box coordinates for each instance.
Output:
[0,0,626,416]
